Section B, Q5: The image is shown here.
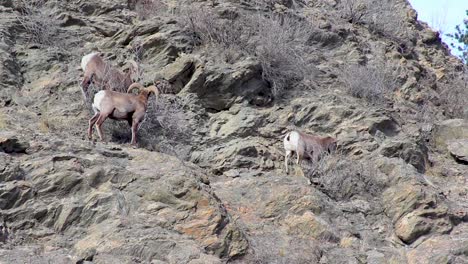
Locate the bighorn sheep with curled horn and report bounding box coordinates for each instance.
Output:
[284,130,337,176]
[88,81,160,146]
[80,52,139,100]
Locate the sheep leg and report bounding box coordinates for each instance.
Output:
[80,73,94,95]
[285,150,292,174]
[312,148,322,163]
[130,119,139,146]
[328,142,337,154]
[80,76,90,90]
[296,150,304,169]
[295,151,310,183]
[88,112,100,140]
[295,151,303,176]
[95,113,110,142]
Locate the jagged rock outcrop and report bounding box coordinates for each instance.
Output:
[1,0,468,263]
[0,133,247,262]
[447,139,468,163]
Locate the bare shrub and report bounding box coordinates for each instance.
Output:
[177,5,316,96]
[130,0,168,20]
[412,102,435,131]
[179,6,252,53]
[341,0,367,24]
[242,0,307,10]
[179,7,250,64]
[17,0,83,60]
[339,59,400,104]
[365,0,415,55]
[339,0,414,54]
[17,0,61,48]
[439,68,468,118]
[304,152,386,201]
[253,14,315,95]
[83,79,101,110]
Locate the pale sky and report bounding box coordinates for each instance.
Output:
[408,0,468,57]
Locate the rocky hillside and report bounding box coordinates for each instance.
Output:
[1,0,468,263]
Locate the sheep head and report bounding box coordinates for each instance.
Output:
[127,83,160,101]
[127,60,140,82]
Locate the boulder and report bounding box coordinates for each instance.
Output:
[433,119,468,150]
[0,132,29,153]
[284,211,338,242]
[180,59,271,111]
[407,236,468,264]
[0,138,247,262]
[379,138,428,172]
[447,139,468,163]
[0,154,23,181]
[155,54,196,93]
[395,208,452,244]
[381,163,452,244]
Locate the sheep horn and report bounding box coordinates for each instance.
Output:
[127,82,145,93]
[145,85,160,101]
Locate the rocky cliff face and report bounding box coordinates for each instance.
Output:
[1,0,468,263]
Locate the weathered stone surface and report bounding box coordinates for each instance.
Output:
[433,119,468,150]
[421,29,440,44]
[447,139,468,163]
[383,182,427,221]
[395,208,452,244]
[155,54,196,93]
[0,138,247,262]
[284,211,338,242]
[0,132,29,153]
[407,234,468,264]
[1,0,468,262]
[180,59,271,111]
[0,181,34,210]
[0,154,23,181]
[379,138,428,172]
[383,173,452,244]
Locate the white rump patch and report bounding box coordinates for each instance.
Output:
[283,131,300,151]
[92,91,106,113]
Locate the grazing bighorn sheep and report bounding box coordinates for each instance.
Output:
[80,52,139,100]
[283,130,337,175]
[88,82,160,146]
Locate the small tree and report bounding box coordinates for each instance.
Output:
[447,10,468,64]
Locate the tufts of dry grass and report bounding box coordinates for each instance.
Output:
[438,68,468,119]
[341,0,367,24]
[177,5,316,96]
[17,0,83,61]
[17,0,58,47]
[303,152,387,201]
[339,58,400,104]
[132,0,169,20]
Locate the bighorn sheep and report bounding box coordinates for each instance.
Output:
[283,130,337,175]
[88,82,160,146]
[80,52,139,100]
